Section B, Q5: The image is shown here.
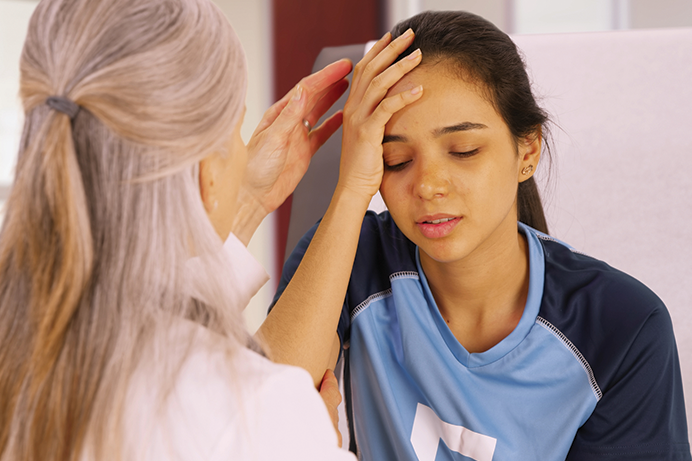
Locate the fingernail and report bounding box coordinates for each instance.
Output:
[402,28,414,39]
[292,84,303,101]
[381,31,391,41]
[407,48,421,60]
[410,85,423,95]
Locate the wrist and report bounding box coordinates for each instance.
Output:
[328,184,374,219]
[334,181,378,206]
[231,187,268,246]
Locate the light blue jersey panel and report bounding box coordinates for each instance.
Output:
[349,227,600,461]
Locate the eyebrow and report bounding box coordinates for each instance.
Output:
[382,122,488,144]
[434,122,488,136]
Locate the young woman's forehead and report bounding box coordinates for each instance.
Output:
[385,65,506,136]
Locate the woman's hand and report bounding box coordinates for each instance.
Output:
[232,59,352,245]
[318,369,343,447]
[337,29,423,202]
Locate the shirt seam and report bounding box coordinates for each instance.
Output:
[351,289,392,322]
[536,233,589,256]
[536,316,603,401]
[350,272,419,322]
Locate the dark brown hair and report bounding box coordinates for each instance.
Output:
[392,10,550,233]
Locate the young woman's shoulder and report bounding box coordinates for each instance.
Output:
[352,210,417,274]
[536,236,689,459]
[278,210,416,307]
[537,233,665,325]
[534,231,674,391]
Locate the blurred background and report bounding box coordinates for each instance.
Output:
[1,0,691,332]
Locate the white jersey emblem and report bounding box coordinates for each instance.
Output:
[410,403,497,461]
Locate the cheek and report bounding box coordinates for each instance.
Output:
[379,172,406,211]
[477,161,521,212]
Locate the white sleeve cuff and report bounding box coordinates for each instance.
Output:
[221,233,270,310]
[185,234,269,310]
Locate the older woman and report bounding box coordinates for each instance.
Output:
[0,0,357,459]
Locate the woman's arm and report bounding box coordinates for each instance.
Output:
[257,30,424,385]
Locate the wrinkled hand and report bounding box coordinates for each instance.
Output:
[319,369,343,448]
[231,59,352,245]
[243,59,352,215]
[337,29,423,201]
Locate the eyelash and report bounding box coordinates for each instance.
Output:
[384,161,410,172]
[384,149,479,172]
[451,148,479,158]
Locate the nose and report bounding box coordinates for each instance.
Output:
[413,157,449,200]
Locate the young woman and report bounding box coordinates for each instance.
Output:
[0,0,357,459]
[260,11,691,461]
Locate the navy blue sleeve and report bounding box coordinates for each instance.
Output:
[566,303,691,460]
[538,239,690,460]
[268,220,351,347]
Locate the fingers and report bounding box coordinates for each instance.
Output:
[301,58,352,99]
[351,32,391,90]
[319,369,343,447]
[350,28,416,104]
[308,111,343,153]
[302,77,349,129]
[370,85,424,127]
[252,88,298,136]
[253,60,351,138]
[359,47,421,111]
[319,368,342,407]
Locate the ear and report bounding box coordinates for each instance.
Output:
[517,128,542,183]
[199,155,217,213]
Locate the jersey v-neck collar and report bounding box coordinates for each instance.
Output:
[414,222,546,368]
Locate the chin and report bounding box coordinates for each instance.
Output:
[417,240,472,265]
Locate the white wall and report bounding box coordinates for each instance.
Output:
[388,0,618,32]
[422,0,510,31]
[0,0,39,222]
[394,0,692,33]
[630,0,692,28]
[512,0,620,33]
[211,0,275,334]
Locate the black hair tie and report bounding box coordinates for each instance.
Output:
[46,96,80,120]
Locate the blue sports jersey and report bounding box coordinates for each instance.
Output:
[273,211,690,461]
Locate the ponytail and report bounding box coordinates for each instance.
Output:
[517,176,548,234]
[28,103,93,375]
[0,101,94,458]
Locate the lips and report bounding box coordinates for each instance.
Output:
[416,215,461,239]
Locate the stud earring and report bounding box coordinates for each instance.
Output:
[521,165,534,175]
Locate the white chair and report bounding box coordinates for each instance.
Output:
[514,29,692,441]
[285,27,692,442]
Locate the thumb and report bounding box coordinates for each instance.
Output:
[319,369,342,405]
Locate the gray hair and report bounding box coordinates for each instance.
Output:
[0,0,249,459]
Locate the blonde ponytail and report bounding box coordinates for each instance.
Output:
[0,99,95,459]
[31,106,93,368]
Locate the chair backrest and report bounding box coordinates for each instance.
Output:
[514,29,692,440]
[286,29,692,439]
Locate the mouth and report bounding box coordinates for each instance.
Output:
[416,215,461,239]
[421,217,456,224]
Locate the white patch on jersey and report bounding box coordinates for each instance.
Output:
[410,403,497,461]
